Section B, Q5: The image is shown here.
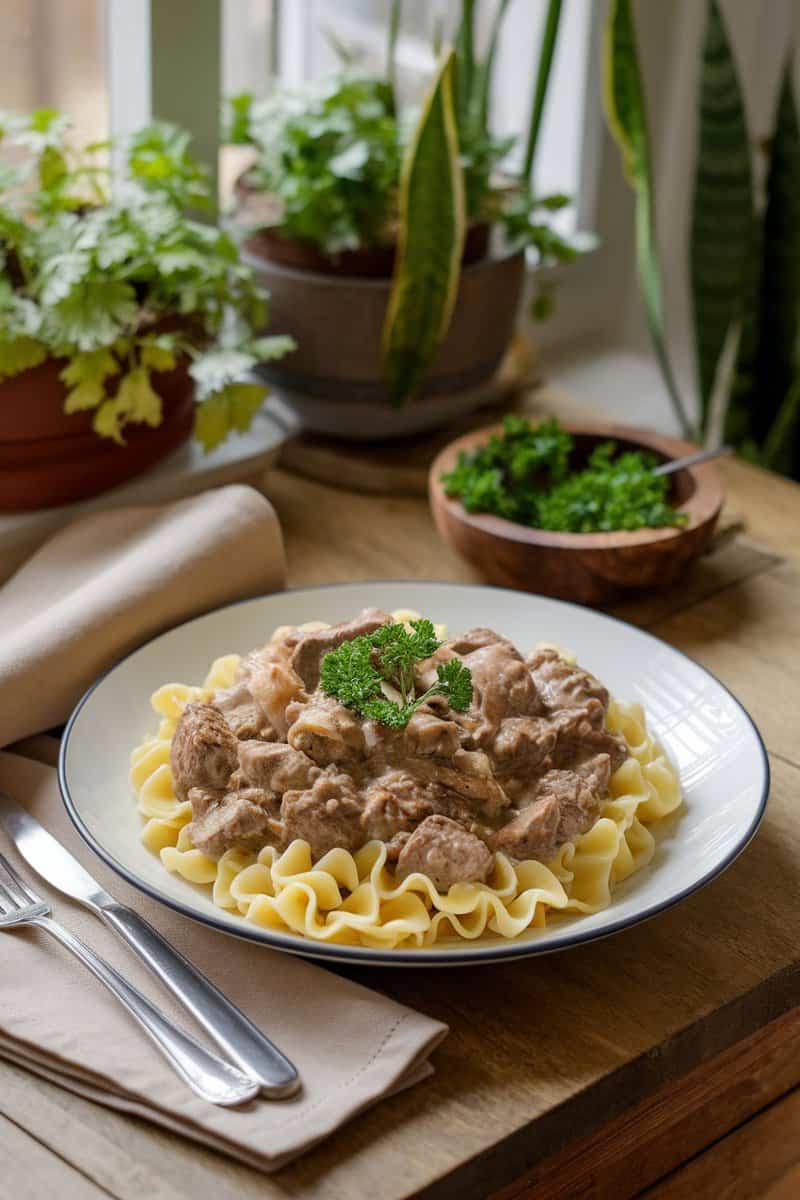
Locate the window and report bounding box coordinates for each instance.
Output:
[0,0,108,145]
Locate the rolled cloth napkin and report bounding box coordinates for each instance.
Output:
[0,484,286,747]
[0,752,447,1171]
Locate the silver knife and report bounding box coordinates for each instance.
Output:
[0,792,299,1098]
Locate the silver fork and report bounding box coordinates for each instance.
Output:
[0,854,259,1107]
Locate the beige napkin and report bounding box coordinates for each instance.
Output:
[0,484,286,747]
[0,752,446,1170]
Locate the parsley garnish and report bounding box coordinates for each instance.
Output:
[319,619,473,728]
[442,416,687,533]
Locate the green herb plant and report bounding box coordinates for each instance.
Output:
[0,110,294,449]
[442,415,686,533]
[226,0,582,407]
[320,619,473,729]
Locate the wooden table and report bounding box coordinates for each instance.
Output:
[2,447,800,1199]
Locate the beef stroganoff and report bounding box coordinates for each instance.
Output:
[130,609,681,948]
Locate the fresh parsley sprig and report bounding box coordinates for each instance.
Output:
[442,416,687,533]
[319,619,473,729]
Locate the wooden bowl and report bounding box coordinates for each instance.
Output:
[429,421,725,606]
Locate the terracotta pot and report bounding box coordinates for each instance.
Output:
[0,357,195,512]
[242,243,525,439]
[429,422,725,606]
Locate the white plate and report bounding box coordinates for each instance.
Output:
[60,582,769,967]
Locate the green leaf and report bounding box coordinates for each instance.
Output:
[454,0,477,130]
[690,0,754,427]
[189,349,256,401]
[92,397,126,444]
[61,346,120,412]
[194,381,266,451]
[45,280,138,352]
[386,0,402,113]
[476,0,511,133]
[114,365,163,427]
[762,370,800,477]
[602,0,695,440]
[39,145,68,192]
[138,332,178,372]
[38,251,90,306]
[522,0,563,182]
[248,334,296,362]
[382,48,465,406]
[0,336,47,380]
[752,64,800,451]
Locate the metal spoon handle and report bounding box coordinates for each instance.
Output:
[652,445,733,476]
[34,915,259,1107]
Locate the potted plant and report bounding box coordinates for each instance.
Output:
[226,0,581,439]
[0,110,294,511]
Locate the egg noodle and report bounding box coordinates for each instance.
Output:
[130,618,682,948]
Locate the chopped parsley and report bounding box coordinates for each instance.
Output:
[319,619,473,728]
[441,416,687,533]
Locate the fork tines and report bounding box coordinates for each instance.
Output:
[0,853,49,923]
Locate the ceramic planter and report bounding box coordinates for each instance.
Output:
[0,357,195,512]
[242,238,525,439]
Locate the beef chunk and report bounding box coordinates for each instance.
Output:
[281,770,364,858]
[491,717,558,772]
[459,640,540,745]
[447,628,506,655]
[188,788,283,859]
[395,815,493,890]
[404,705,462,759]
[550,706,628,773]
[170,703,238,802]
[360,772,436,842]
[247,659,308,739]
[290,608,391,691]
[286,692,367,767]
[491,795,562,862]
[237,741,320,795]
[493,758,610,862]
[213,680,275,741]
[409,753,510,820]
[527,647,609,717]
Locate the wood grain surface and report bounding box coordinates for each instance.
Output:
[2,443,799,1200]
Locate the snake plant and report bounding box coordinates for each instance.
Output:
[603,0,800,478]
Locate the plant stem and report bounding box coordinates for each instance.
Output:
[454,0,477,129]
[522,0,563,183]
[387,0,402,113]
[477,0,511,134]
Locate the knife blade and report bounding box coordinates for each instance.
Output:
[0,795,113,908]
[0,792,299,1097]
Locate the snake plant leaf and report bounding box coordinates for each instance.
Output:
[752,63,800,450]
[382,48,465,407]
[602,0,694,440]
[522,0,563,182]
[725,217,763,447]
[690,0,754,427]
[763,365,800,477]
[476,0,511,134]
[386,0,402,113]
[454,0,477,131]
